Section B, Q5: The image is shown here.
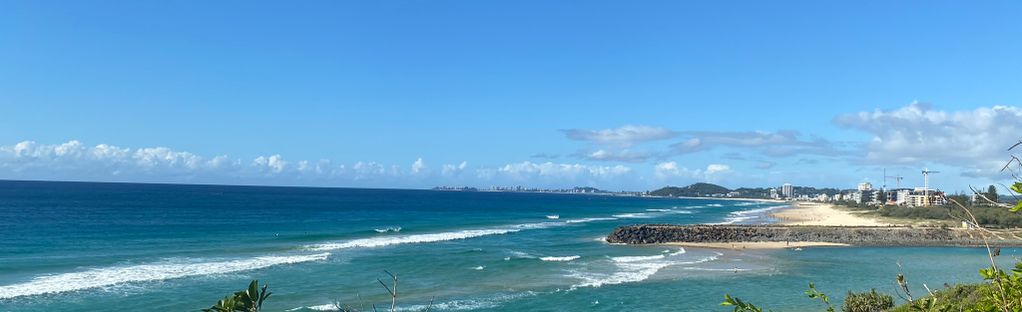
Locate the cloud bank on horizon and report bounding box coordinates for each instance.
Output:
[2,103,1020,190]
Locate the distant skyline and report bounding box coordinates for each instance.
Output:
[2,1,1022,191]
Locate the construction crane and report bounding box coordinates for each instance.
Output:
[882,169,903,205]
[921,169,940,206]
[885,175,904,188]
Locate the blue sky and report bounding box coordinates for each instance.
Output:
[2,1,1022,191]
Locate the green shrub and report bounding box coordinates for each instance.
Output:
[204,280,271,312]
[842,289,893,312]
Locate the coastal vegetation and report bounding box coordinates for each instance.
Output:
[843,289,894,312]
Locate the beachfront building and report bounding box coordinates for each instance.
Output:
[769,188,780,199]
[876,187,946,207]
[905,188,947,207]
[858,182,873,191]
[782,183,793,198]
[887,188,913,206]
[851,190,880,205]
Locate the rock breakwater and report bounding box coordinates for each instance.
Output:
[607,225,1022,247]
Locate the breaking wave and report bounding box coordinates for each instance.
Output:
[569,248,721,288]
[539,255,581,262]
[0,253,331,299]
[374,226,402,233]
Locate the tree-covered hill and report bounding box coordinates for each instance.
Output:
[649,183,731,197]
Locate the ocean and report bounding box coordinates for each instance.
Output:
[0,181,1010,311]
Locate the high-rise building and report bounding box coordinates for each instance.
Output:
[782,183,793,198]
[858,182,873,191]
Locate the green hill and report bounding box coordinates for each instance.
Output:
[649,183,731,197]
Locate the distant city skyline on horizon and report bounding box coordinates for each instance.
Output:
[3,1,1022,191]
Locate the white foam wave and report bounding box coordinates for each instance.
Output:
[539,255,580,262]
[714,205,788,225]
[374,226,402,233]
[546,215,560,219]
[307,228,519,251]
[395,291,539,311]
[645,208,672,212]
[707,203,723,207]
[733,202,761,206]
[570,248,716,288]
[611,248,685,263]
[506,251,536,259]
[732,205,786,216]
[472,266,485,270]
[611,213,652,219]
[0,253,331,299]
[303,304,338,311]
[310,216,624,252]
[565,217,618,223]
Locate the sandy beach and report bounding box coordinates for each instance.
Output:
[771,201,893,226]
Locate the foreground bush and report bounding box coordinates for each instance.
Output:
[203,280,271,312]
[842,289,893,312]
[887,284,996,312]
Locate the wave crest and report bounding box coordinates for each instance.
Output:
[539,255,580,262]
[0,253,330,299]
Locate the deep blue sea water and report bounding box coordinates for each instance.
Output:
[0,181,1013,311]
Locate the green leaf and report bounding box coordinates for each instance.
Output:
[1011,182,1022,194]
[1011,201,1022,212]
[980,268,996,279]
[721,294,735,306]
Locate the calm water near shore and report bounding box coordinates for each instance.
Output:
[0,181,1013,311]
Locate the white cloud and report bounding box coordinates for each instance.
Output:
[561,125,676,147]
[654,161,732,182]
[835,102,1022,177]
[654,161,683,177]
[670,130,841,157]
[706,164,731,175]
[574,149,650,163]
[352,161,387,179]
[441,161,468,176]
[411,158,427,175]
[530,153,560,159]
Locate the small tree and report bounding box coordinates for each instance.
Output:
[987,185,999,203]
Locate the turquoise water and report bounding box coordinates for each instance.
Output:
[0,181,1012,311]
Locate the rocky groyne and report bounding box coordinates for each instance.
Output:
[607,225,1022,247]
